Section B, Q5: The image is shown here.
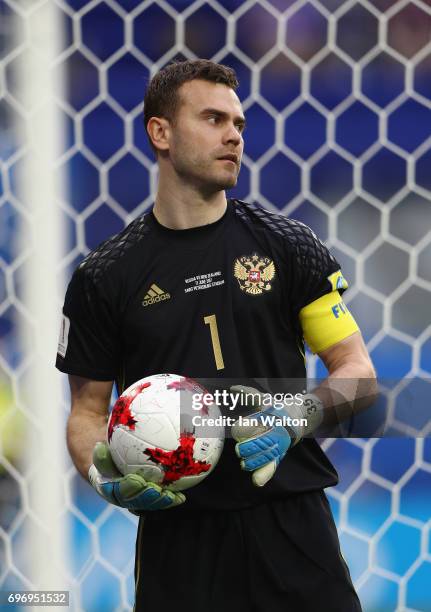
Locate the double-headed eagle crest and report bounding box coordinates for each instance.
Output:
[233,253,276,295]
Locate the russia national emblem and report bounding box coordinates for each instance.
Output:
[233,253,276,295]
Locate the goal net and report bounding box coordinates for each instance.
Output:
[1,0,431,610]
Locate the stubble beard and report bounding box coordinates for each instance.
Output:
[175,152,240,193]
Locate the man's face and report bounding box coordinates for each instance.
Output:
[166,80,245,192]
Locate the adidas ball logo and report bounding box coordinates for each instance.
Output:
[142,284,171,306]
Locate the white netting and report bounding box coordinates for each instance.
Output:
[1,0,431,610]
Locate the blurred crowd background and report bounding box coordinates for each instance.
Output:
[1,0,431,610]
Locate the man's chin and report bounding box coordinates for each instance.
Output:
[195,169,239,192]
[222,178,238,190]
[215,171,239,190]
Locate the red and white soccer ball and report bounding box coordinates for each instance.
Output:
[107,374,224,491]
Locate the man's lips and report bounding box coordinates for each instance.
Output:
[218,154,238,164]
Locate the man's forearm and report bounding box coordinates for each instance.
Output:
[67,411,108,479]
[311,361,378,431]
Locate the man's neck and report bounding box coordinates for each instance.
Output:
[153,174,227,230]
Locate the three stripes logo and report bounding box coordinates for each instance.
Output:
[142,283,171,307]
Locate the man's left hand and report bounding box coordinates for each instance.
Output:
[230,385,293,487]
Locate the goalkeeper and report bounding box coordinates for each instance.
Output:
[57,59,377,612]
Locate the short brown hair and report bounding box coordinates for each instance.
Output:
[143,59,239,144]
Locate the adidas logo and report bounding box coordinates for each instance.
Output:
[142,284,171,307]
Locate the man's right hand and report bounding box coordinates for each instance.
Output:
[88,442,186,512]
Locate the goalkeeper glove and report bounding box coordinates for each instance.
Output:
[230,385,324,487]
[88,441,186,512]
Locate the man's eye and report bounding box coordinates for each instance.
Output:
[208,116,218,124]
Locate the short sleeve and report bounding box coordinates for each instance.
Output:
[289,222,349,312]
[55,265,119,380]
[286,222,359,353]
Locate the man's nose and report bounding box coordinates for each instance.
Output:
[223,123,242,145]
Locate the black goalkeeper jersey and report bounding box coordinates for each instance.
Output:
[57,199,345,510]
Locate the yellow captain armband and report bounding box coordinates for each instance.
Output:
[299,290,359,354]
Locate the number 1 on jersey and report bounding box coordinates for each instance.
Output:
[204,314,225,371]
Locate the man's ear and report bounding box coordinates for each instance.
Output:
[147,117,171,152]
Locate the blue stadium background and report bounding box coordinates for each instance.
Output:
[1,0,431,610]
